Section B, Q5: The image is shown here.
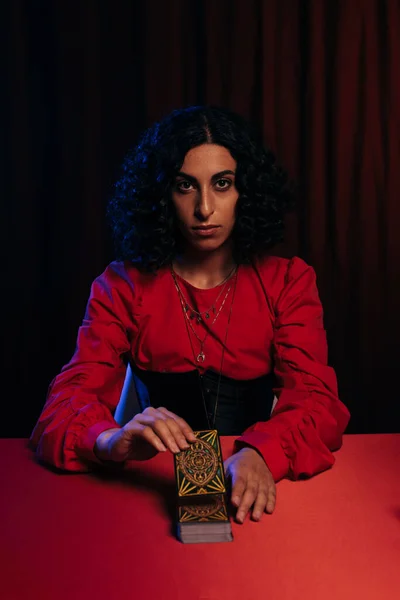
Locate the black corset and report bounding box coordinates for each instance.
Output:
[128,362,275,435]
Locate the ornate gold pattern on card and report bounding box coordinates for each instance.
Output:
[178,494,229,523]
[177,438,218,485]
[175,430,227,497]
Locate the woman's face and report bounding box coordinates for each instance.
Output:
[171,144,239,253]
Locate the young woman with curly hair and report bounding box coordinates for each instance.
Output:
[30,106,350,524]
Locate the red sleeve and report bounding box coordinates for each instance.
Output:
[29,262,136,472]
[235,257,350,482]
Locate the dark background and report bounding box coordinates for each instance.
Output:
[2,0,399,437]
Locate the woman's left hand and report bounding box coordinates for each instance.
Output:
[224,447,276,523]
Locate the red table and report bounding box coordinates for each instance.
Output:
[0,435,399,600]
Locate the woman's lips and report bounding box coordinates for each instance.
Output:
[192,226,220,237]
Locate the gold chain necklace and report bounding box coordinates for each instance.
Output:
[171,266,236,323]
[171,266,239,429]
[171,268,237,362]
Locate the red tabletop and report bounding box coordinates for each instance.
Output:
[0,435,399,600]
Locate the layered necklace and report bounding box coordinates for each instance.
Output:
[170,265,237,363]
[170,264,239,429]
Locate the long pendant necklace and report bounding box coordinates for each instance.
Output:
[171,266,239,429]
[171,268,236,362]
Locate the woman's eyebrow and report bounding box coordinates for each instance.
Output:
[175,169,236,183]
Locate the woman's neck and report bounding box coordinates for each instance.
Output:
[173,245,237,289]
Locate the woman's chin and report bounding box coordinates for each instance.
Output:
[189,232,232,251]
[190,239,226,253]
[178,229,233,255]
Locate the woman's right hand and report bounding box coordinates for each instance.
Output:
[94,406,197,463]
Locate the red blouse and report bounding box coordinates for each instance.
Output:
[30,255,350,481]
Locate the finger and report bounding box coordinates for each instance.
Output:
[236,484,258,524]
[251,489,268,521]
[157,407,197,442]
[154,415,191,452]
[135,415,181,453]
[265,483,276,514]
[229,473,247,508]
[155,410,194,448]
[134,423,168,453]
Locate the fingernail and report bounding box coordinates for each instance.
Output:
[232,496,240,505]
[253,512,261,521]
[172,444,180,453]
[158,443,167,452]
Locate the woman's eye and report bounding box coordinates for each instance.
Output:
[176,180,193,192]
[175,179,232,192]
[215,179,231,189]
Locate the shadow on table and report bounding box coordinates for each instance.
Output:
[391,506,400,522]
[89,464,178,525]
[88,464,239,537]
[31,451,238,536]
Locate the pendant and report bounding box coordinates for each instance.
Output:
[197,316,202,323]
[205,312,210,319]
[196,351,205,362]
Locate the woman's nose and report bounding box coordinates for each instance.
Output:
[195,189,215,220]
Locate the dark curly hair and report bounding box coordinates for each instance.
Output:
[107,105,294,271]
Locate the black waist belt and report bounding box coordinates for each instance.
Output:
[129,362,275,435]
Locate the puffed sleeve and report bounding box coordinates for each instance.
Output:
[29,262,137,472]
[235,257,350,481]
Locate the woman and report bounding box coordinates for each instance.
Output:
[30,105,350,524]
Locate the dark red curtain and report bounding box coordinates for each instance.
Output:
[2,0,399,435]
